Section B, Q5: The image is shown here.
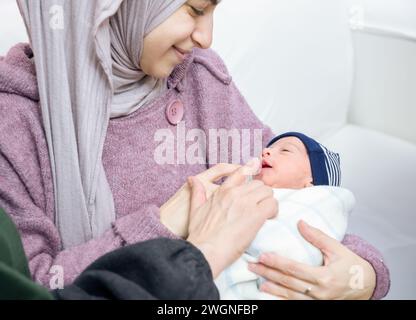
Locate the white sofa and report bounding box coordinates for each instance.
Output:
[213,0,416,299]
[0,0,27,55]
[1,0,414,299]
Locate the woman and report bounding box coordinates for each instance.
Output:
[0,0,389,299]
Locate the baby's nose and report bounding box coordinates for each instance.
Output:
[262,148,272,157]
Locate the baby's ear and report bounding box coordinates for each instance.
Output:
[304,179,314,188]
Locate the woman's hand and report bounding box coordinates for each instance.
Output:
[160,163,241,238]
[187,159,278,278]
[248,220,376,300]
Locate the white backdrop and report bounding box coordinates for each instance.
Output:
[347,0,416,144]
[212,0,353,141]
[0,0,27,55]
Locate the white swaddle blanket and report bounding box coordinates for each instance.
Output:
[215,186,355,300]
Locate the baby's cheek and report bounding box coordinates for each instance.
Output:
[255,170,275,187]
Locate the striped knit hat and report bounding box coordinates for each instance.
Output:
[267,132,341,186]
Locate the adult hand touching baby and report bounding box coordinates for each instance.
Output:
[248,220,377,300]
[186,159,278,278]
[160,163,242,238]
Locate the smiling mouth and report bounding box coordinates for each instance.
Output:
[173,46,192,60]
[173,46,191,55]
[172,46,185,60]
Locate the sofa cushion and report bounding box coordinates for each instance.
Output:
[323,124,416,299]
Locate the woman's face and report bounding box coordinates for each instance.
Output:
[140,0,217,78]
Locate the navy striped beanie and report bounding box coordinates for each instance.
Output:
[267,132,341,187]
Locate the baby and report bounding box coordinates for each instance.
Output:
[256,131,341,189]
[215,132,354,300]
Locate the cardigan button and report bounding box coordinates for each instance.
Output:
[166,100,184,125]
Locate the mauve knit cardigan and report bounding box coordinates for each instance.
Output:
[0,43,390,298]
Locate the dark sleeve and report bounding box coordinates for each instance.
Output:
[53,238,219,300]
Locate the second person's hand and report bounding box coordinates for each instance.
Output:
[187,159,279,278]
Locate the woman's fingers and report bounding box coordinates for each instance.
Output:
[256,196,278,220]
[250,184,274,204]
[259,281,315,300]
[222,158,261,189]
[249,263,313,295]
[234,179,277,220]
[188,176,207,214]
[197,163,242,183]
[236,180,271,201]
[256,253,319,284]
[298,220,341,258]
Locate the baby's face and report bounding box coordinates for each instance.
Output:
[255,137,313,189]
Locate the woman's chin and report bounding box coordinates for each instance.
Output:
[142,60,176,79]
[149,67,173,79]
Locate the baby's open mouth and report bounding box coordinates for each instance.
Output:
[262,159,272,169]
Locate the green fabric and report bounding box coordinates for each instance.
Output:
[0,207,53,300]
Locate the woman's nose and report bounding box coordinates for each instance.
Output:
[191,16,214,49]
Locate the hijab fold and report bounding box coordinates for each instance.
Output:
[17,0,187,248]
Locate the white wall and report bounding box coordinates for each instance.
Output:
[347,0,416,144]
[348,0,416,33]
[349,33,416,144]
[213,0,353,140]
[0,0,28,55]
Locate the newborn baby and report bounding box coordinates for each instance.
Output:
[215,132,354,300]
[256,131,341,189]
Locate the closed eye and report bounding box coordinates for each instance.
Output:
[189,5,205,16]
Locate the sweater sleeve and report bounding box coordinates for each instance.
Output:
[341,234,390,300]
[0,99,177,288]
[53,239,219,300]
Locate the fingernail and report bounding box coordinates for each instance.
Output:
[248,263,256,271]
[259,282,268,292]
[302,220,311,226]
[246,158,260,169]
[244,158,261,176]
[259,254,268,263]
[299,219,310,228]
